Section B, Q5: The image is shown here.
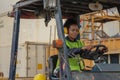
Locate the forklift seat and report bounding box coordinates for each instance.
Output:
[48,55,59,80]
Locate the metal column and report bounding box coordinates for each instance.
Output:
[9,8,20,80]
[55,0,72,80]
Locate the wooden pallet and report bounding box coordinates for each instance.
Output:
[84,38,120,54]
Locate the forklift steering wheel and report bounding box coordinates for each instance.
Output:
[88,44,108,60]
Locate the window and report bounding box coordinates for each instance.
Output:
[110,54,119,64]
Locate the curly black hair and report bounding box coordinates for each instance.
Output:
[64,18,78,29]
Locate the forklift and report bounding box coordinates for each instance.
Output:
[8,0,120,80]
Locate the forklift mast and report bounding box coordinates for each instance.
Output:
[9,0,72,80]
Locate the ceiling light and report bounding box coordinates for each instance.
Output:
[89,2,103,11]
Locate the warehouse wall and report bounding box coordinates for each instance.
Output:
[0,14,58,77]
[103,8,120,37]
[0,15,13,46]
[103,21,120,37]
[0,0,19,14]
[0,15,58,45]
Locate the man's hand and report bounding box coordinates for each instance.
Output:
[81,44,108,60]
[99,46,108,53]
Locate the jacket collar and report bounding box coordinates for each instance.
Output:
[65,36,77,42]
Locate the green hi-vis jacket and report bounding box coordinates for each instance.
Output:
[65,39,85,71]
[56,38,85,71]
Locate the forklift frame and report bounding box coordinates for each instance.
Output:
[8,0,120,80]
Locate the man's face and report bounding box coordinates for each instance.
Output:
[68,24,79,41]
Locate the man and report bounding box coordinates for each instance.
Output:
[54,18,108,77]
[54,18,92,75]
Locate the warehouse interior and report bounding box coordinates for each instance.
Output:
[0,0,120,80]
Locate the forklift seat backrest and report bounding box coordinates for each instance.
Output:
[48,55,58,77]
